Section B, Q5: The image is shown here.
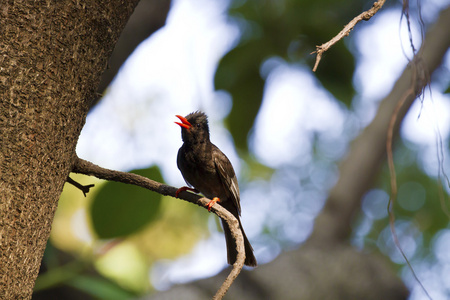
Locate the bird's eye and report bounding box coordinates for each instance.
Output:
[196,123,201,128]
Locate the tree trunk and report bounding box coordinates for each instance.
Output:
[0,1,138,298]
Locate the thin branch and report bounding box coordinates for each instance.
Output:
[71,156,244,300]
[311,0,386,72]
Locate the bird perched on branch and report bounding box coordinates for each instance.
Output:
[175,111,257,267]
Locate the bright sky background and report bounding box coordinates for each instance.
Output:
[75,0,450,298]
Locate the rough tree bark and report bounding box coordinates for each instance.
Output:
[146,5,450,300]
[0,1,139,298]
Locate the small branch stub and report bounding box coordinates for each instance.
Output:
[66,176,95,197]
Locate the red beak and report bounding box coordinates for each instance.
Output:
[175,115,192,129]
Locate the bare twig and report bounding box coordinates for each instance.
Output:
[213,217,245,300]
[312,0,386,72]
[213,216,245,300]
[71,156,244,300]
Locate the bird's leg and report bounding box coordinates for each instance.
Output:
[175,186,199,198]
[206,197,220,212]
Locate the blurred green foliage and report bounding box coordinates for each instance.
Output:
[369,142,449,249]
[215,0,377,150]
[445,84,450,94]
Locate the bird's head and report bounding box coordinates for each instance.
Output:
[175,111,210,144]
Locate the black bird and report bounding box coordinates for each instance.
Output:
[175,111,257,267]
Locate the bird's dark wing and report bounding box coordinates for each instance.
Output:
[177,146,194,188]
[213,145,241,215]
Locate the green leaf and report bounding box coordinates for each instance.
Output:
[67,275,136,300]
[444,84,450,94]
[90,167,164,239]
[34,261,86,292]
